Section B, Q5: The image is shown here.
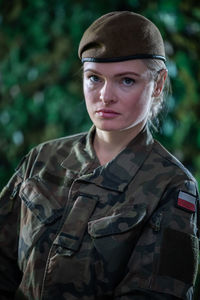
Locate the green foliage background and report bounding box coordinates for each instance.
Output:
[0,0,200,297]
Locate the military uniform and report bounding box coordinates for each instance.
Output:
[0,126,199,300]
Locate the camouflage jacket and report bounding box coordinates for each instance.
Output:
[0,126,199,300]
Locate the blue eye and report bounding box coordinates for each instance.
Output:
[123,77,135,86]
[89,75,100,83]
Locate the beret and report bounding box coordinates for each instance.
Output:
[78,11,166,63]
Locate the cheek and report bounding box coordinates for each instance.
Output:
[83,87,96,118]
[83,83,96,103]
[83,81,88,99]
[126,85,153,116]
[138,83,154,107]
[137,81,153,99]
[83,85,92,108]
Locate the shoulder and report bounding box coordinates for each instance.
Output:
[35,131,87,154]
[16,131,88,177]
[153,140,195,179]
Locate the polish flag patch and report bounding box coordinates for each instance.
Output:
[177,191,196,213]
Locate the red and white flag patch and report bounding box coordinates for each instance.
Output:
[177,191,196,213]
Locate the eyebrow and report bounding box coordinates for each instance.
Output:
[83,68,141,77]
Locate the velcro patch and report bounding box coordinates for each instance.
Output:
[177,191,196,213]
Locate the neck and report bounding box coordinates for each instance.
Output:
[94,122,145,165]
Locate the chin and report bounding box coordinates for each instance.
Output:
[94,123,117,131]
[95,120,145,134]
[95,124,127,132]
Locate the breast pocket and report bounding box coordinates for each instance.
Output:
[18,177,63,269]
[88,203,147,282]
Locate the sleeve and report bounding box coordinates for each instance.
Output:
[114,179,199,300]
[0,158,27,298]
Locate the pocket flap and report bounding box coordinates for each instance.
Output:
[19,177,62,224]
[88,203,147,238]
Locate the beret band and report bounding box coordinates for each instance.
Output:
[81,54,166,63]
[79,11,166,63]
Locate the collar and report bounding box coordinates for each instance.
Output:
[61,125,154,192]
[61,125,99,173]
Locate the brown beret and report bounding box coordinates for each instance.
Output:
[78,11,166,63]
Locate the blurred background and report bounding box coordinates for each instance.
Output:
[0,0,200,187]
[0,0,200,296]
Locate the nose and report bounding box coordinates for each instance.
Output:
[100,81,116,105]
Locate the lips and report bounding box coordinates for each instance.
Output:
[96,109,120,118]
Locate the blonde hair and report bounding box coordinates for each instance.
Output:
[143,59,171,130]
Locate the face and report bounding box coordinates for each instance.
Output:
[83,60,155,133]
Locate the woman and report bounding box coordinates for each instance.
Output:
[0,11,199,300]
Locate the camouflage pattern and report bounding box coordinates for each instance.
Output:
[0,125,199,300]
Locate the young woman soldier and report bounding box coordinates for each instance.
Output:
[0,11,199,300]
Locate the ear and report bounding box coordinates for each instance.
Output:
[152,69,168,97]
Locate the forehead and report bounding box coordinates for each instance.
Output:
[83,59,148,76]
